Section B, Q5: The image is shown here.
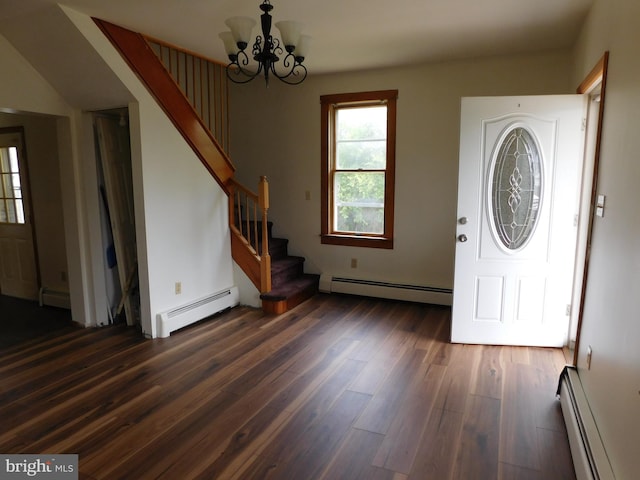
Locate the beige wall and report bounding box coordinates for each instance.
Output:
[229,50,573,292]
[571,0,640,477]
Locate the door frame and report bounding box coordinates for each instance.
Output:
[0,126,41,298]
[571,52,610,366]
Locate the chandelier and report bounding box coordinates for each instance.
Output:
[219,0,310,86]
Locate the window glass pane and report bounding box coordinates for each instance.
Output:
[336,140,386,170]
[12,173,21,193]
[337,107,386,141]
[0,148,9,173]
[0,147,25,224]
[6,198,16,223]
[15,199,25,224]
[336,106,387,170]
[334,171,385,234]
[9,147,19,172]
[2,173,12,199]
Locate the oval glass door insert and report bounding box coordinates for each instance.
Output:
[490,126,542,250]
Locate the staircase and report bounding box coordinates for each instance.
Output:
[256,221,319,314]
[97,19,319,315]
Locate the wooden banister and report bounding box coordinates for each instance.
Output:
[228,177,271,293]
[94,18,235,191]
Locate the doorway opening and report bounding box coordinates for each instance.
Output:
[93,108,140,327]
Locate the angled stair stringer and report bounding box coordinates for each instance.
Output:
[93,18,235,191]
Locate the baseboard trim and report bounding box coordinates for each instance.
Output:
[557,366,615,480]
[319,274,452,305]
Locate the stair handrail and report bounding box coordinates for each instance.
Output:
[228,176,272,293]
[94,19,235,190]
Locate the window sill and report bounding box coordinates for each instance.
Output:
[321,234,393,249]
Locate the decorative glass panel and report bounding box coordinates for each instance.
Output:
[490,127,542,250]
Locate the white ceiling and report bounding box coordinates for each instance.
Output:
[0,0,593,75]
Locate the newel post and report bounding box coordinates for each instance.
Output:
[259,176,272,293]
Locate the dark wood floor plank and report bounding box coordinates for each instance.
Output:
[148,368,300,480]
[241,390,371,480]
[79,363,247,475]
[537,427,577,480]
[434,343,479,413]
[345,300,407,362]
[499,362,542,471]
[353,347,428,434]
[0,294,576,480]
[278,390,372,479]
[211,351,369,479]
[407,408,465,480]
[348,315,416,396]
[161,337,363,478]
[320,429,396,480]
[471,344,504,400]
[499,462,542,480]
[372,363,447,473]
[453,394,501,480]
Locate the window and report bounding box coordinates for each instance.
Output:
[0,144,25,224]
[321,90,397,249]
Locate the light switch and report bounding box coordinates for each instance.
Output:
[596,194,605,217]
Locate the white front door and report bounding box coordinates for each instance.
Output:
[0,129,39,300]
[452,95,587,347]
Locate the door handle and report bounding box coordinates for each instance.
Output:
[458,234,468,243]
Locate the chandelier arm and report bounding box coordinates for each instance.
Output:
[271,52,308,85]
[225,50,264,84]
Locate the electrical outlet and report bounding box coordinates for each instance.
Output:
[351,258,358,268]
[586,346,592,370]
[305,190,311,200]
[175,282,182,295]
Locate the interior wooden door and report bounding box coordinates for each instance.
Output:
[0,128,39,300]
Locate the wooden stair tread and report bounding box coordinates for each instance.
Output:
[261,274,320,315]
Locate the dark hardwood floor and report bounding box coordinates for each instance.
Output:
[0,295,75,349]
[0,294,575,479]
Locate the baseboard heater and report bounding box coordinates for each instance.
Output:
[38,287,71,309]
[156,286,239,338]
[557,366,615,480]
[319,274,452,305]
